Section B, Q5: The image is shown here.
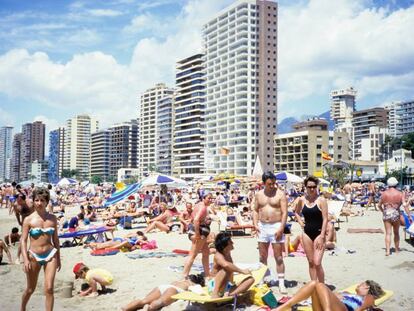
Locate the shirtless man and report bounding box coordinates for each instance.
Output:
[343,181,352,208]
[253,171,288,293]
[5,184,14,213]
[378,177,412,256]
[367,180,377,210]
[14,193,33,227]
[0,238,13,264]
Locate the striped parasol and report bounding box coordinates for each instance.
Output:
[104,183,141,207]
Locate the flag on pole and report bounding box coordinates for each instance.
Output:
[322,151,332,161]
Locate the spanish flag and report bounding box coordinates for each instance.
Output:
[322,151,332,161]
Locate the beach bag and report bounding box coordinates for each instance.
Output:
[250,284,269,306]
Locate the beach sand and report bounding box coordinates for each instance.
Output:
[1,207,413,310]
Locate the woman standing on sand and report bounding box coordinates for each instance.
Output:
[295,176,328,283]
[21,188,61,311]
[378,177,412,256]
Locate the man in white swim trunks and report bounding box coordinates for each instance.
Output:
[253,171,288,293]
[343,181,352,208]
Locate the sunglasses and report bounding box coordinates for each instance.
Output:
[306,186,317,189]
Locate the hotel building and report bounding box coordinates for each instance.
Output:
[173,54,205,179]
[203,0,278,175]
[0,126,13,182]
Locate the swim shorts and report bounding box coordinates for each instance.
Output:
[257,222,285,244]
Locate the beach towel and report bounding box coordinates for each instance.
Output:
[347,228,384,234]
[296,284,393,310]
[91,248,120,256]
[126,251,186,259]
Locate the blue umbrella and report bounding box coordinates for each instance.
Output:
[141,174,187,187]
[104,183,141,207]
[275,172,304,183]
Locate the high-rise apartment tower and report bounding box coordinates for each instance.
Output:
[173,54,205,179]
[138,83,174,177]
[203,0,278,175]
[0,126,13,182]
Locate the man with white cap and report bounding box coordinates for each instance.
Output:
[378,177,412,256]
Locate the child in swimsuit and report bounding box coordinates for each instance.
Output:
[21,187,61,311]
[73,262,114,297]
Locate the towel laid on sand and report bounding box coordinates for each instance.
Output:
[347,228,384,234]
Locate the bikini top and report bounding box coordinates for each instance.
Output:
[29,227,55,238]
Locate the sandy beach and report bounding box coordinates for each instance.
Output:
[1,206,413,311]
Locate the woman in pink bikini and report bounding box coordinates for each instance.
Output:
[21,188,61,311]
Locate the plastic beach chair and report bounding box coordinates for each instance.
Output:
[402,213,414,240]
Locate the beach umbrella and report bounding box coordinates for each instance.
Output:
[275,171,304,183]
[57,178,78,187]
[318,178,330,185]
[104,183,141,207]
[80,180,90,187]
[141,174,187,188]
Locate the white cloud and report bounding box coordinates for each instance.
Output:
[88,9,123,17]
[278,0,414,113]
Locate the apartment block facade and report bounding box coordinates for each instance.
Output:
[0,126,13,182]
[330,87,356,130]
[64,115,99,180]
[203,0,278,176]
[90,129,111,181]
[10,133,22,182]
[157,96,174,175]
[48,127,65,184]
[173,54,205,179]
[352,107,387,159]
[21,121,46,181]
[396,99,414,137]
[139,83,174,177]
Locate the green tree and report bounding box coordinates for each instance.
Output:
[61,169,80,179]
[91,175,103,184]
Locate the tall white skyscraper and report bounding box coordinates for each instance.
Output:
[0,126,13,182]
[138,83,174,177]
[173,54,205,179]
[203,0,278,175]
[330,87,356,130]
[64,115,99,179]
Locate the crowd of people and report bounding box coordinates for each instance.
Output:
[0,171,413,311]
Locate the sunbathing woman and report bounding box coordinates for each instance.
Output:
[121,274,205,311]
[144,203,178,234]
[21,188,61,311]
[274,279,384,311]
[89,231,147,250]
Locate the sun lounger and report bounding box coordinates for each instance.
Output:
[172,265,268,304]
[59,226,114,246]
[297,284,393,311]
[217,211,255,236]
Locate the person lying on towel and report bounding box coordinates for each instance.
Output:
[121,274,205,311]
[209,232,254,298]
[273,280,384,311]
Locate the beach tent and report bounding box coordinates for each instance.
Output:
[57,178,78,187]
[141,174,187,188]
[104,183,141,207]
[252,156,264,178]
[275,171,304,183]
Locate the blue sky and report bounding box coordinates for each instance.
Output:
[0,0,414,137]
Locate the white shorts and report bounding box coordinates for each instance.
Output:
[257,222,285,244]
[345,194,351,202]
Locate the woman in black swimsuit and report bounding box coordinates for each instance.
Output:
[295,176,328,282]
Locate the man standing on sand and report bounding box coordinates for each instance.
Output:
[343,181,352,208]
[253,171,288,294]
[367,180,378,210]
